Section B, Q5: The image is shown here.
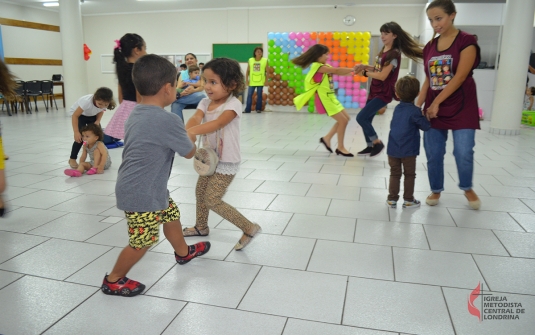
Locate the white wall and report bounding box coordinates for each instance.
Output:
[0,2,59,25]
[0,2,63,83]
[82,5,423,98]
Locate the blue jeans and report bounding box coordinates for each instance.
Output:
[171,92,205,121]
[355,97,387,146]
[245,86,263,113]
[424,128,476,193]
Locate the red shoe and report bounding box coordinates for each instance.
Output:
[101,275,145,297]
[175,242,211,265]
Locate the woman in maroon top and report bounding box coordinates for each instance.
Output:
[416,0,481,209]
[355,22,423,157]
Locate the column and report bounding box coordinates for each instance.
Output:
[59,0,88,108]
[490,0,535,135]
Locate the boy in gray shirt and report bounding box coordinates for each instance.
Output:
[101,54,211,297]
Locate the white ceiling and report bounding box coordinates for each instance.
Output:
[4,0,429,15]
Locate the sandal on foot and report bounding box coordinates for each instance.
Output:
[182,226,209,237]
[234,224,261,251]
[426,193,440,206]
[68,159,78,169]
[86,167,98,175]
[64,169,82,177]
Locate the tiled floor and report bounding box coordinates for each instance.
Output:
[1,105,535,335]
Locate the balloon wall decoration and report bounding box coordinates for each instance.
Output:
[265,31,372,112]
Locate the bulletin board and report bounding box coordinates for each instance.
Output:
[212,44,263,63]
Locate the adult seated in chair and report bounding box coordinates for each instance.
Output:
[171,53,205,121]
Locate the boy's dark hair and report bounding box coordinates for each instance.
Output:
[202,58,245,97]
[93,87,116,110]
[292,44,329,69]
[395,76,420,102]
[81,123,104,142]
[188,65,200,73]
[180,64,187,70]
[252,47,263,57]
[199,62,205,66]
[529,87,535,95]
[113,33,145,93]
[132,54,176,96]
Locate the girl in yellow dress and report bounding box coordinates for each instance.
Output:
[293,44,356,156]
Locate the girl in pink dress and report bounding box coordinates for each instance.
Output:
[104,33,147,141]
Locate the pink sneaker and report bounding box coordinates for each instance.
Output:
[64,169,82,177]
[86,167,98,175]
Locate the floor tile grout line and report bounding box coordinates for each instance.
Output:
[278,317,289,335]
[440,286,458,335]
[63,246,116,282]
[0,236,52,265]
[391,246,396,282]
[144,262,180,296]
[445,207,459,228]
[8,221,532,260]
[339,275,350,326]
[351,218,357,243]
[304,239,318,272]
[39,289,100,335]
[159,301,189,335]
[0,272,26,291]
[489,229,512,257]
[279,213,296,236]
[518,198,535,214]
[234,265,263,309]
[470,254,491,292]
[506,212,528,233]
[421,224,432,250]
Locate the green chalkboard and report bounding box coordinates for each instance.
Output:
[212,43,263,63]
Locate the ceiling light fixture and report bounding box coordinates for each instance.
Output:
[43,2,59,7]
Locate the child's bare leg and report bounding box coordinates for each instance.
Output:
[107,246,150,282]
[0,169,6,195]
[323,123,338,146]
[163,219,189,257]
[77,162,91,173]
[332,111,350,153]
[93,149,102,168]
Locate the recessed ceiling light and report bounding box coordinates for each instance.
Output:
[43,2,59,7]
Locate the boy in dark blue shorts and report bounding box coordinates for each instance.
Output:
[386,76,431,209]
[101,54,210,297]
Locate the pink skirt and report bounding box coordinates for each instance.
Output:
[104,100,137,139]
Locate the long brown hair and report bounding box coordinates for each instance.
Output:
[427,0,457,41]
[292,44,329,69]
[0,60,18,98]
[379,22,423,64]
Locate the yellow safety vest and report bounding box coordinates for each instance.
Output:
[248,57,267,86]
[294,62,344,116]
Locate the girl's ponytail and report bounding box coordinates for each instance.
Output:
[0,60,18,98]
[113,33,144,87]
